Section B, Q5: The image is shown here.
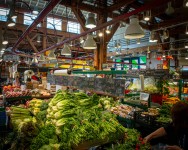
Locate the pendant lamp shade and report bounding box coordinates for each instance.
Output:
[32,6,39,15]
[83,34,97,50]
[149,31,158,42]
[2,36,8,45]
[124,15,145,39]
[85,13,96,29]
[7,17,15,27]
[61,43,71,56]
[37,35,41,43]
[38,54,45,61]
[48,50,56,60]
[32,54,38,64]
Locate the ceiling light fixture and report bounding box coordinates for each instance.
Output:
[37,35,41,43]
[105,26,111,34]
[80,37,84,44]
[85,13,96,29]
[32,6,39,15]
[32,53,38,64]
[48,50,56,60]
[165,2,174,15]
[144,10,151,21]
[185,41,188,48]
[136,38,141,44]
[83,34,97,50]
[185,56,188,60]
[61,43,71,56]
[184,0,188,7]
[124,15,145,39]
[162,53,166,58]
[2,36,8,45]
[149,31,158,42]
[163,29,169,40]
[7,17,15,27]
[98,31,103,37]
[186,24,188,34]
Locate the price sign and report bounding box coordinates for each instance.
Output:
[3,54,19,61]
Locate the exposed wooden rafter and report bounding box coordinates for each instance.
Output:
[26,36,39,52]
[71,7,87,31]
[107,0,135,12]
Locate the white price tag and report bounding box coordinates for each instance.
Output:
[140,92,150,101]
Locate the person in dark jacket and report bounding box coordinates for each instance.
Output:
[144,101,188,150]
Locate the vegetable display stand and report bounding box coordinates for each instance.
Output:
[117,116,135,128]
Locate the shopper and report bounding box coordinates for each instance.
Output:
[144,101,188,150]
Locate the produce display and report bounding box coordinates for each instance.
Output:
[38,90,126,150]
[110,104,134,119]
[3,86,31,98]
[163,96,180,104]
[30,89,51,97]
[156,104,172,124]
[107,128,150,150]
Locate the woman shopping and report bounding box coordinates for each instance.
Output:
[144,101,188,150]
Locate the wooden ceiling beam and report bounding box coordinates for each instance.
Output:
[71,7,87,31]
[107,0,135,12]
[26,36,39,52]
[150,17,188,30]
[58,1,119,18]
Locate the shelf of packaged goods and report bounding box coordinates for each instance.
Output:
[72,70,127,75]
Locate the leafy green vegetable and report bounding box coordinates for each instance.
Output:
[30,125,56,150]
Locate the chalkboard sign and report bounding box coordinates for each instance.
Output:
[47,73,55,84]
[47,75,125,97]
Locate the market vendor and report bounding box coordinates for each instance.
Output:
[144,101,188,150]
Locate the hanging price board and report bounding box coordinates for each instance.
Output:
[3,54,19,61]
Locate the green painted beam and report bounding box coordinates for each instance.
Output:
[72,70,127,75]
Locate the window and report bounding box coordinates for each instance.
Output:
[0,8,16,22]
[0,8,9,21]
[47,17,62,30]
[67,21,80,34]
[24,13,39,26]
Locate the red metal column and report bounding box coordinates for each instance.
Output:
[12,0,62,52]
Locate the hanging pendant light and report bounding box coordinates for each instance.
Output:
[163,29,169,40]
[37,35,41,43]
[186,24,188,34]
[184,0,188,7]
[85,13,96,29]
[144,10,151,21]
[136,38,141,44]
[7,16,15,27]
[149,31,158,42]
[165,2,174,15]
[10,9,17,19]
[32,53,38,64]
[2,35,8,45]
[185,41,188,48]
[83,34,97,50]
[98,31,103,37]
[38,54,45,61]
[105,26,111,34]
[48,50,56,60]
[61,43,71,56]
[32,6,39,15]
[125,15,145,39]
